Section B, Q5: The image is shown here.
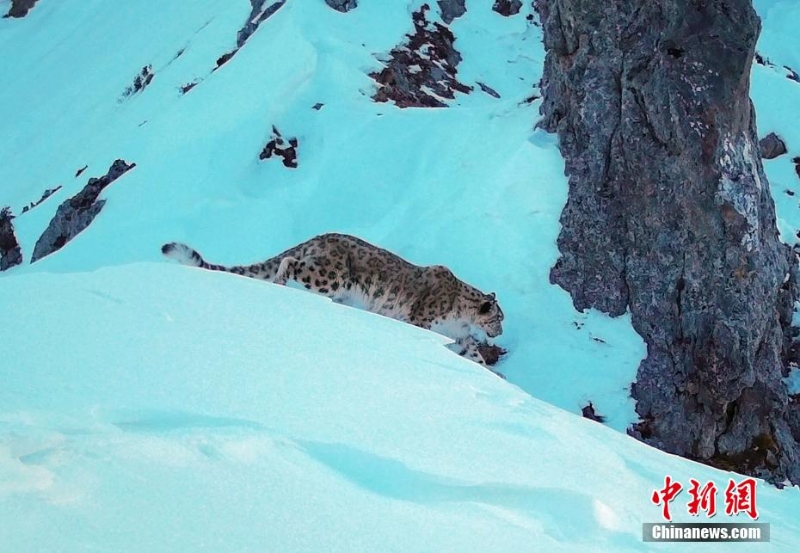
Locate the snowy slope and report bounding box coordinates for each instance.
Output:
[2,264,800,552]
[0,0,644,430]
[3,0,800,550]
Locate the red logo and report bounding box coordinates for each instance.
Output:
[652,476,758,521]
[687,479,718,517]
[651,476,683,521]
[724,477,759,520]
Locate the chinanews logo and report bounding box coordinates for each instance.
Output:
[644,476,770,543]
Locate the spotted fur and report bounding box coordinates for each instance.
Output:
[162,233,504,365]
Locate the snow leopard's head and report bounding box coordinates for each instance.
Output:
[472,292,504,338]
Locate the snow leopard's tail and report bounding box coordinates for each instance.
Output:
[161,241,283,279]
[161,242,214,268]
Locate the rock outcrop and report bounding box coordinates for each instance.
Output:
[538,0,800,483]
[493,0,522,17]
[324,0,357,13]
[31,160,136,262]
[0,207,22,271]
[4,0,39,18]
[237,0,286,48]
[259,126,298,168]
[371,4,472,108]
[120,66,154,100]
[759,133,787,160]
[437,0,466,24]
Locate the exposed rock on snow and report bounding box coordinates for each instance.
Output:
[20,185,62,214]
[794,156,800,180]
[493,0,522,17]
[759,133,787,159]
[4,0,39,18]
[477,81,500,98]
[324,0,358,13]
[539,0,800,484]
[31,160,136,262]
[582,402,607,423]
[121,66,154,100]
[213,1,286,73]
[238,0,286,47]
[437,0,466,24]
[0,207,22,271]
[259,126,298,168]
[371,4,472,108]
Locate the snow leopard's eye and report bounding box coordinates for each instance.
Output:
[479,301,492,314]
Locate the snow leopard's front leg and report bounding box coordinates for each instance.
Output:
[448,336,505,379]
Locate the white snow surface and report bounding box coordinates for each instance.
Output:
[2,265,800,552]
[1,0,800,550]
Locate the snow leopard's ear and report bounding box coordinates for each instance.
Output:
[488,292,496,301]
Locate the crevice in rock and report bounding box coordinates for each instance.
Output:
[370,4,472,108]
[538,0,800,484]
[0,207,23,271]
[31,160,136,262]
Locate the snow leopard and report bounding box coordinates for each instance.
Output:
[161,233,504,368]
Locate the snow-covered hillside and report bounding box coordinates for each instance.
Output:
[2,0,800,550]
[2,265,800,551]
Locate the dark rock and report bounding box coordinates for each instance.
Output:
[785,66,800,83]
[477,82,501,99]
[31,160,136,262]
[581,402,606,423]
[371,4,472,108]
[794,157,800,180]
[20,185,62,214]
[477,343,507,366]
[521,92,540,105]
[121,66,154,99]
[75,165,88,178]
[259,126,298,168]
[437,0,466,24]
[237,0,286,48]
[755,52,773,67]
[180,82,199,94]
[538,0,800,484]
[759,133,787,160]
[0,207,23,271]
[493,0,522,16]
[215,50,237,69]
[5,0,39,18]
[312,103,324,110]
[324,0,357,13]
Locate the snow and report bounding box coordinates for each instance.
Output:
[0,0,644,430]
[2,264,800,551]
[1,0,800,550]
